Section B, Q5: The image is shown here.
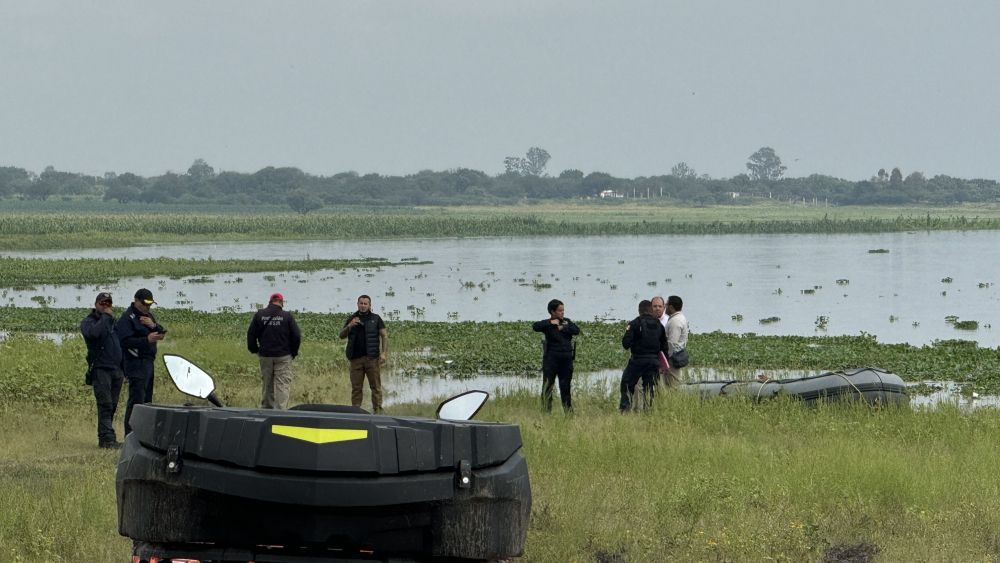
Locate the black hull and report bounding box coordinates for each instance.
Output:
[117,404,531,561]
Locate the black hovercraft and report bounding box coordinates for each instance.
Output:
[116,355,531,563]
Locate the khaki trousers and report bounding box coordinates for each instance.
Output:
[661,367,683,388]
[350,356,382,413]
[260,355,293,409]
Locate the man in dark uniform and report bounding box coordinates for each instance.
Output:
[247,292,301,409]
[80,292,124,448]
[115,288,165,434]
[619,299,669,412]
[339,295,388,413]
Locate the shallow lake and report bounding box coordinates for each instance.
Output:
[4,231,998,346]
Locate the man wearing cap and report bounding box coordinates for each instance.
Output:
[80,292,124,448]
[247,292,301,409]
[115,288,166,434]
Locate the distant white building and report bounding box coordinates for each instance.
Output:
[599,189,624,199]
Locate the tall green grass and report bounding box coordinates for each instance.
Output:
[3,317,1000,560]
[4,204,1000,250]
[3,309,999,402]
[3,387,1000,561]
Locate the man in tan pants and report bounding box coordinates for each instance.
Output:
[247,292,301,409]
[339,295,388,413]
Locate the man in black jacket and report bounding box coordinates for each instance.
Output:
[532,299,580,412]
[80,292,124,448]
[339,295,388,413]
[247,292,301,409]
[115,288,166,435]
[619,299,668,412]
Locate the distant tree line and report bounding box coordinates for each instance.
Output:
[1,148,998,212]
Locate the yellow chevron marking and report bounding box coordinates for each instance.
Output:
[271,425,368,444]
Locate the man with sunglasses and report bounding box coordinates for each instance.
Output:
[80,292,124,448]
[115,288,166,435]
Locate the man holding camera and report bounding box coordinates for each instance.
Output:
[116,288,166,434]
[80,292,124,449]
[339,295,388,413]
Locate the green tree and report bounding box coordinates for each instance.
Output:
[503,147,550,176]
[671,161,697,179]
[890,167,903,186]
[522,147,551,176]
[287,189,323,214]
[104,184,142,203]
[746,147,787,182]
[187,158,216,181]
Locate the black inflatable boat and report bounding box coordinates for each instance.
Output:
[117,355,531,562]
[682,367,909,406]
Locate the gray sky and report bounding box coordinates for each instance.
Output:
[2,1,999,180]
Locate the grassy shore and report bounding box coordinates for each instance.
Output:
[4,202,1000,250]
[2,339,1000,561]
[2,316,1000,561]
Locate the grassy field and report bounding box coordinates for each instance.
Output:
[2,312,1000,561]
[4,202,1000,250]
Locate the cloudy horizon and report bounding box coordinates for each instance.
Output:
[3,1,999,181]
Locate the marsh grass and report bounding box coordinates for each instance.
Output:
[5,202,1000,250]
[0,256,426,289]
[4,318,1000,560]
[3,386,1000,561]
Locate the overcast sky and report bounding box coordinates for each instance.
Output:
[2,1,999,181]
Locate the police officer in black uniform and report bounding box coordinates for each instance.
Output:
[80,291,124,448]
[619,299,669,412]
[115,288,165,434]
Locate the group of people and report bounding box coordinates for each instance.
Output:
[534,295,689,413]
[80,291,389,449]
[244,292,388,413]
[81,287,685,446]
[80,288,166,449]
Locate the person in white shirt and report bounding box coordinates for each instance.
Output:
[651,296,679,387]
[651,296,668,328]
[665,295,689,384]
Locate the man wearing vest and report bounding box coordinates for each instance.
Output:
[247,292,301,409]
[340,294,388,413]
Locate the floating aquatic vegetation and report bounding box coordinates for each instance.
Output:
[759,317,781,324]
[941,277,953,283]
[868,248,890,254]
[836,279,850,285]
